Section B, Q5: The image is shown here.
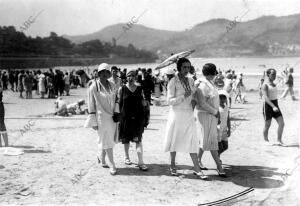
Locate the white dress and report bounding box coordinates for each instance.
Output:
[38,74,46,93]
[164,74,200,153]
[84,80,118,150]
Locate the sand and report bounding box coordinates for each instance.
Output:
[0,88,299,205]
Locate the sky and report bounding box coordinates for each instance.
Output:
[0,0,300,37]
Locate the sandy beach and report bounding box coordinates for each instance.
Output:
[0,87,300,205]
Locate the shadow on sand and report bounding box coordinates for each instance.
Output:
[23,149,51,153]
[115,163,285,189]
[11,145,35,149]
[282,143,300,148]
[230,117,249,121]
[219,164,285,188]
[11,145,52,153]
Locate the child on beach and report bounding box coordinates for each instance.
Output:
[217,92,231,161]
[234,73,246,103]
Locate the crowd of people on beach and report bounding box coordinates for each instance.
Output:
[0,59,297,180]
[0,68,88,99]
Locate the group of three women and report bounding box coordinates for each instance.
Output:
[85,59,226,178]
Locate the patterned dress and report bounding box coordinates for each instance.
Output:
[195,79,219,151]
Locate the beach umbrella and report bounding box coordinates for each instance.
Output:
[155,50,195,70]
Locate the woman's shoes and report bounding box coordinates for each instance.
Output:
[137,164,148,171]
[216,169,227,178]
[97,156,109,168]
[200,166,208,170]
[125,158,132,165]
[102,163,109,168]
[199,161,208,170]
[169,167,178,176]
[273,141,284,146]
[193,171,208,180]
[109,168,117,175]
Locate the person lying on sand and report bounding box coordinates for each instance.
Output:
[54,97,87,116]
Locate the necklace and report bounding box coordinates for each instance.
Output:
[178,74,191,94]
[99,80,111,93]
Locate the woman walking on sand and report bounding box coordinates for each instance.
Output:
[37,70,46,98]
[117,70,149,171]
[262,68,285,146]
[84,63,118,175]
[164,57,207,179]
[195,63,226,177]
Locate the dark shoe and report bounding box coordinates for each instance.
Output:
[102,163,109,168]
[97,156,109,168]
[199,163,208,170]
[216,169,227,178]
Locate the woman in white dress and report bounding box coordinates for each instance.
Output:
[84,63,118,175]
[195,63,226,177]
[164,57,207,179]
[37,70,46,98]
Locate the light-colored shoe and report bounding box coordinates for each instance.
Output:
[170,167,178,176]
[273,141,284,146]
[109,168,117,175]
[137,164,148,171]
[125,158,132,165]
[264,141,273,146]
[193,171,208,180]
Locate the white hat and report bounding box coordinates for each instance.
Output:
[98,63,110,72]
[154,70,160,76]
[165,68,175,75]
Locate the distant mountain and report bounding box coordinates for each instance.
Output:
[64,13,300,57]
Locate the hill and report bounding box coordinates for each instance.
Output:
[65,14,300,57]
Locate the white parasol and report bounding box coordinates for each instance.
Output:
[155,50,195,70]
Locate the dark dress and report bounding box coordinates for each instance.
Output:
[0,91,6,131]
[119,85,145,144]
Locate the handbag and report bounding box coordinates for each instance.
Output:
[112,86,123,123]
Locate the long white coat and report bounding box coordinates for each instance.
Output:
[84,80,118,150]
